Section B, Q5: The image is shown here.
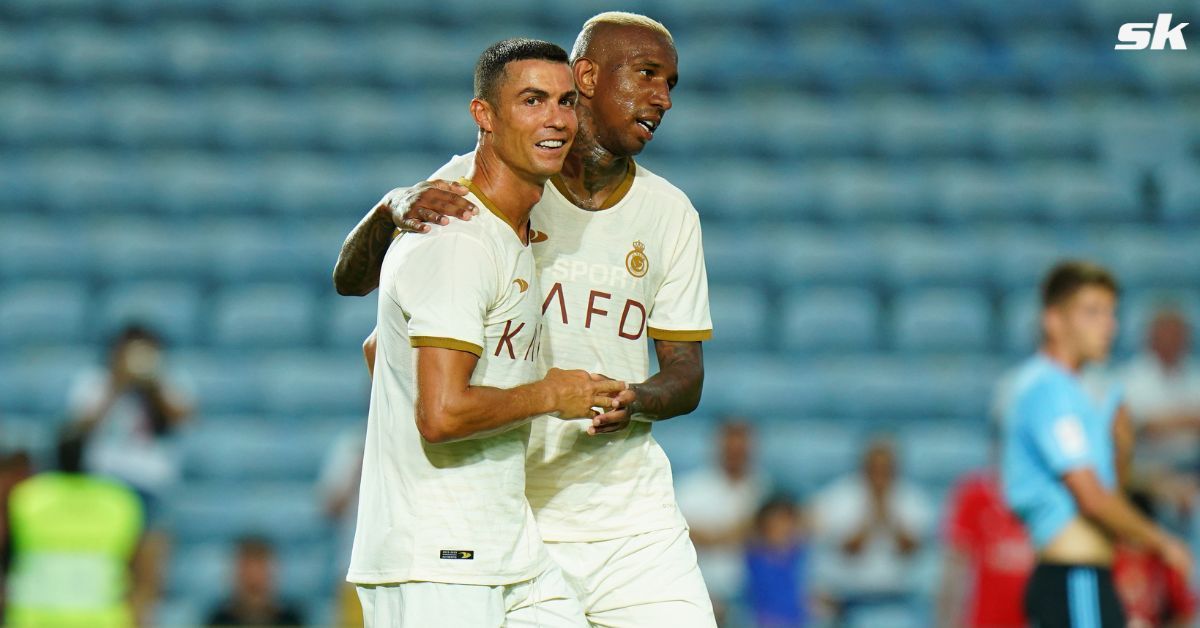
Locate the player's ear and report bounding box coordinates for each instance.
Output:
[573,58,597,99]
[1041,308,1059,342]
[470,98,494,134]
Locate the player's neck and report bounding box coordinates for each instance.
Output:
[555,111,633,210]
[1041,343,1084,373]
[468,148,546,241]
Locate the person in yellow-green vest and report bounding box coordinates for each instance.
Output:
[4,428,148,627]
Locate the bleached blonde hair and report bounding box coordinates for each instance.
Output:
[570,12,674,62]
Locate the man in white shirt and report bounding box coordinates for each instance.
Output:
[675,419,770,619]
[1122,308,1200,468]
[811,439,933,611]
[334,13,717,627]
[346,38,625,628]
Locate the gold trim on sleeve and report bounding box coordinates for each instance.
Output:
[647,328,712,342]
[411,336,484,357]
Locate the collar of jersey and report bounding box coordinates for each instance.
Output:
[550,159,636,211]
[457,177,529,245]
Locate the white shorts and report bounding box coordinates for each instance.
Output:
[355,564,587,628]
[546,526,717,628]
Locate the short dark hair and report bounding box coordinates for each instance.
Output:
[236,534,275,559]
[1040,260,1120,309]
[474,38,569,105]
[56,427,88,474]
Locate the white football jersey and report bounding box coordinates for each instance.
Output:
[347,178,549,585]
[431,154,713,542]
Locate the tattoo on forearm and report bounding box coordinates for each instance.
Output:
[333,208,395,296]
[628,340,704,421]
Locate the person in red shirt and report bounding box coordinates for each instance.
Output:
[1113,489,1196,628]
[938,439,1036,628]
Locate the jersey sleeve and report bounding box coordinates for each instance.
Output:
[391,232,496,357]
[647,208,712,342]
[1023,384,1095,475]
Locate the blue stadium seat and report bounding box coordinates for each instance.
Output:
[983,101,1094,160]
[1008,32,1119,93]
[97,282,203,347]
[260,156,377,217]
[785,27,906,94]
[892,289,992,353]
[706,286,769,352]
[260,26,370,86]
[0,87,103,148]
[258,352,369,417]
[769,229,880,288]
[900,29,1000,93]
[148,153,263,215]
[365,28,488,89]
[781,288,880,353]
[204,220,341,284]
[33,151,149,214]
[0,282,89,348]
[655,418,717,479]
[0,218,89,281]
[1041,168,1140,223]
[207,89,321,152]
[169,482,328,546]
[153,598,203,628]
[317,92,429,154]
[165,543,229,610]
[987,228,1099,292]
[823,167,931,222]
[99,88,209,150]
[211,284,318,348]
[328,295,378,350]
[153,24,264,84]
[87,220,208,282]
[898,421,990,485]
[0,415,56,468]
[755,100,874,160]
[822,356,1001,421]
[1097,108,1191,173]
[931,166,1039,223]
[758,419,862,496]
[0,26,48,79]
[876,230,991,290]
[44,25,156,84]
[874,101,982,160]
[181,420,340,482]
[1107,230,1200,289]
[171,352,263,415]
[1001,289,1040,356]
[0,348,98,416]
[699,356,828,418]
[701,230,774,285]
[1160,164,1200,223]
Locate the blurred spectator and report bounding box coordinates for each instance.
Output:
[0,450,32,619]
[1113,489,1196,628]
[316,425,365,628]
[676,418,771,619]
[936,428,1034,628]
[206,536,304,627]
[68,324,194,616]
[4,428,148,626]
[811,438,933,615]
[1121,309,1200,471]
[744,495,810,628]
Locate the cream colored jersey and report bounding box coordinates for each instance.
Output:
[347,178,549,586]
[431,154,713,542]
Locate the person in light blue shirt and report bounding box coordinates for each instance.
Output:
[1002,260,1191,628]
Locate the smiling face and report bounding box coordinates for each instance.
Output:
[580,24,677,157]
[474,59,579,182]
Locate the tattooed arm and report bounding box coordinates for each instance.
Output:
[332,181,478,296]
[589,340,704,434]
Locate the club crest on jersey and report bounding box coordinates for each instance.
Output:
[625,241,648,278]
